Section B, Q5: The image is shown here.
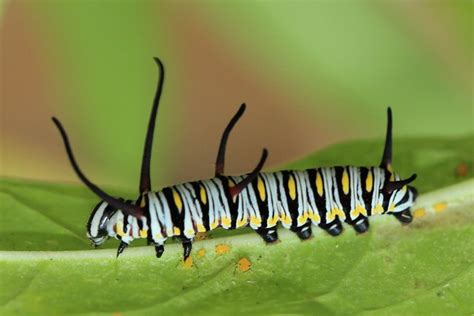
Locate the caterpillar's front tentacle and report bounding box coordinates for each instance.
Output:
[256,227,279,244]
[155,244,165,258]
[351,217,370,234]
[182,239,193,261]
[116,240,128,258]
[292,222,313,241]
[392,208,413,224]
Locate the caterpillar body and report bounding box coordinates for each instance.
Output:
[53,58,418,260]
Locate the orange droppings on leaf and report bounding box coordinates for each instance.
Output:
[433,202,447,213]
[197,249,206,257]
[455,163,468,177]
[413,208,426,218]
[238,257,251,272]
[182,256,193,268]
[215,244,231,255]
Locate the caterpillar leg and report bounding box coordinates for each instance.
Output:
[320,220,343,236]
[351,217,370,234]
[181,239,193,261]
[116,240,128,258]
[155,244,165,258]
[256,227,279,244]
[393,209,413,224]
[292,223,313,241]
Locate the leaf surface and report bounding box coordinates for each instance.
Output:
[0,136,473,315]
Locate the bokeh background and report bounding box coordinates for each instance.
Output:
[1,0,472,191]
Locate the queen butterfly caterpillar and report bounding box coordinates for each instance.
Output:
[52,57,418,261]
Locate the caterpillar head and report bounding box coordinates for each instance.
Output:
[52,58,164,256]
[86,201,118,246]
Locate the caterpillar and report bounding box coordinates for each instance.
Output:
[52,57,418,261]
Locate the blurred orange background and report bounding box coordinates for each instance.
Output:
[1,0,472,190]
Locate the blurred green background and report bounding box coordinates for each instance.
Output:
[1,0,472,191]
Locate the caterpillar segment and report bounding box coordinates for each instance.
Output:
[53,58,418,261]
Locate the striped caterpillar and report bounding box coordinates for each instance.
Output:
[52,57,418,261]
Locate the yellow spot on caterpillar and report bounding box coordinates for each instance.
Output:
[237,216,248,228]
[221,217,231,227]
[185,229,194,236]
[372,204,384,215]
[173,227,181,235]
[387,164,393,173]
[116,223,125,237]
[288,174,296,200]
[140,197,146,207]
[215,244,231,255]
[342,168,349,194]
[200,185,207,205]
[139,229,148,238]
[350,205,367,218]
[237,257,251,272]
[211,220,219,230]
[388,204,396,212]
[228,178,235,187]
[297,215,307,226]
[316,172,324,196]
[366,171,373,192]
[390,174,395,181]
[413,208,426,218]
[197,249,206,257]
[250,215,262,226]
[308,210,320,223]
[257,176,266,201]
[197,223,206,233]
[335,208,345,219]
[173,189,183,212]
[267,214,279,226]
[154,233,163,240]
[327,208,346,222]
[182,256,193,268]
[433,202,447,213]
[282,214,292,225]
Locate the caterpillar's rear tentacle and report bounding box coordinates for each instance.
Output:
[384,174,417,194]
[380,107,393,169]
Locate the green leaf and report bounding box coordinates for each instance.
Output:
[1,135,473,315]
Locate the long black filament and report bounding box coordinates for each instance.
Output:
[215,103,246,176]
[380,107,392,168]
[229,148,268,199]
[52,117,141,217]
[139,57,165,194]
